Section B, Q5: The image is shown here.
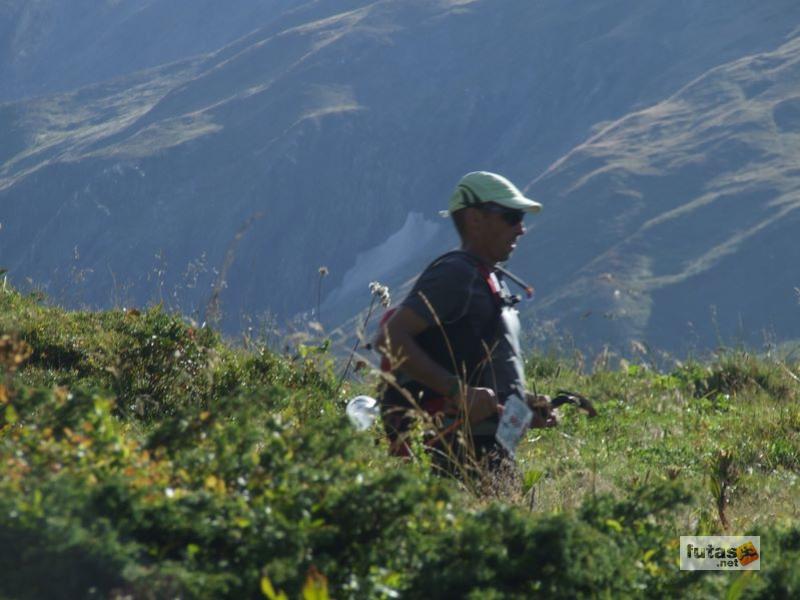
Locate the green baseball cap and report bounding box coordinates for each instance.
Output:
[447,171,543,214]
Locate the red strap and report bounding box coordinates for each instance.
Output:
[378,307,397,328]
[476,263,503,307]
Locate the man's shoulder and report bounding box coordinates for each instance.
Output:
[405,251,479,303]
[402,251,489,323]
[425,250,481,276]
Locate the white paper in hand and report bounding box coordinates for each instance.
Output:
[495,394,533,456]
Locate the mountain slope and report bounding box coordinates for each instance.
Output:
[523,35,800,353]
[1,0,799,351]
[0,0,342,102]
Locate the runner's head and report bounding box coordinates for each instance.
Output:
[447,171,542,262]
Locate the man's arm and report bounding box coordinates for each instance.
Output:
[374,306,498,424]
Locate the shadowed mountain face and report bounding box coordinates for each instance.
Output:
[524,35,800,354]
[1,0,799,353]
[0,0,355,102]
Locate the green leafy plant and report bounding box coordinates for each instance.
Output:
[2,283,800,598]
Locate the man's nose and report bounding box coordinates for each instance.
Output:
[515,221,526,236]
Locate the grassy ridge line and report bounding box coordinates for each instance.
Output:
[1,286,799,599]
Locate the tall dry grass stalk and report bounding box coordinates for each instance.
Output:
[338,282,390,390]
[316,266,328,320]
[205,212,263,327]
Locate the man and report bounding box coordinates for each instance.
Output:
[374,171,551,474]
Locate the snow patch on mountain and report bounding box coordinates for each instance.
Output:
[324,211,448,309]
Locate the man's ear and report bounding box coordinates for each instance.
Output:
[463,206,483,232]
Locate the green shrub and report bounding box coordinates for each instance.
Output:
[2,285,800,598]
[674,353,795,401]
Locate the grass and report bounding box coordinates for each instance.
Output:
[521,357,800,522]
[1,284,799,598]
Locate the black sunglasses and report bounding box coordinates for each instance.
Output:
[479,203,525,226]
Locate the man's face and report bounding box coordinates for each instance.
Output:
[476,204,527,263]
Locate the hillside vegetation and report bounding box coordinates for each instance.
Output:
[1,285,799,598]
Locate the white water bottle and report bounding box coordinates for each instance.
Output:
[346,395,379,431]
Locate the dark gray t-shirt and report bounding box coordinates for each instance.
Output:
[401,251,526,401]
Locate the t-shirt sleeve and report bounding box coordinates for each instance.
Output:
[401,257,475,326]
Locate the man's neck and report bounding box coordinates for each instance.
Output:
[459,243,496,267]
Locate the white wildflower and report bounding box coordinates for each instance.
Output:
[369,281,391,308]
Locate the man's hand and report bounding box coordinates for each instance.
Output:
[525,393,558,428]
[463,387,499,424]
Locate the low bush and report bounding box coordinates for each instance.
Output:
[674,352,796,401]
[2,286,799,598]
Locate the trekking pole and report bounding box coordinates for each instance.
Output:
[495,265,534,299]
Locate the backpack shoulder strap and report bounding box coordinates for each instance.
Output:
[422,250,502,303]
[429,250,525,307]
